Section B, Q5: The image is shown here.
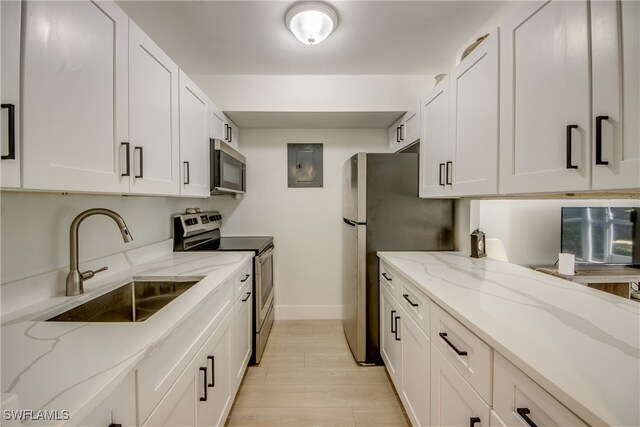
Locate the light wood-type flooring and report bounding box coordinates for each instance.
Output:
[225,320,410,427]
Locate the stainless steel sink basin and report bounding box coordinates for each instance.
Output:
[47,279,200,322]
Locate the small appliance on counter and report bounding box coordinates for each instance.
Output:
[174,210,274,363]
[470,229,487,258]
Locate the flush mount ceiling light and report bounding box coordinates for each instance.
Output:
[285,1,339,46]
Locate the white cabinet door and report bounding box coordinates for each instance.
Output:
[179,71,210,197]
[380,286,402,389]
[499,0,591,194]
[400,314,430,427]
[388,117,403,152]
[230,290,252,395]
[129,20,180,196]
[198,318,232,427]
[209,103,226,141]
[431,347,491,427]
[591,0,640,190]
[77,371,137,427]
[1,0,22,188]
[226,118,239,148]
[420,78,450,198]
[21,0,130,193]
[401,110,419,148]
[449,31,499,197]
[142,365,198,427]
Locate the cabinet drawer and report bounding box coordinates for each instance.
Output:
[399,279,430,337]
[493,353,588,427]
[137,278,232,423]
[234,260,253,302]
[380,261,402,301]
[431,347,491,427]
[431,302,492,404]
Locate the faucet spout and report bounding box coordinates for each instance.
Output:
[66,208,133,296]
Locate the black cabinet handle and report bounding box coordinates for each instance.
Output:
[226,124,231,142]
[229,126,233,143]
[134,146,143,178]
[565,125,578,169]
[108,424,122,427]
[207,356,215,387]
[517,408,538,427]
[121,142,130,177]
[242,291,252,302]
[184,161,190,184]
[1,104,15,160]
[470,417,481,427]
[439,163,445,186]
[381,272,392,281]
[241,274,250,282]
[396,126,401,143]
[394,315,400,341]
[400,124,405,141]
[199,367,208,400]
[390,310,396,334]
[595,116,609,165]
[403,294,418,307]
[445,161,453,185]
[439,332,467,356]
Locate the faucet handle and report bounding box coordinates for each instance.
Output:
[81,266,108,280]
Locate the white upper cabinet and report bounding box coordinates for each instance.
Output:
[591,0,640,190]
[388,110,419,153]
[419,77,450,198]
[499,1,591,194]
[209,103,226,141]
[21,0,130,193]
[179,71,210,197]
[448,30,499,197]
[1,0,22,189]
[129,20,180,196]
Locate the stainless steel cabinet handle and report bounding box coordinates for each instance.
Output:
[403,294,418,307]
[439,332,467,356]
[184,161,190,184]
[207,356,215,387]
[1,104,16,160]
[199,367,207,400]
[134,146,143,178]
[121,142,130,176]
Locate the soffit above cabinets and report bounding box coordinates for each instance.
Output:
[224,111,405,129]
[115,1,509,75]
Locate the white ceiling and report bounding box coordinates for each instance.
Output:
[116,1,507,75]
[225,111,404,128]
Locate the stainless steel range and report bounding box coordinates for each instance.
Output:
[173,210,274,364]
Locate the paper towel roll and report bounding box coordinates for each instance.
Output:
[559,253,575,276]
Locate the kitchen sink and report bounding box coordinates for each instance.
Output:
[47,279,200,322]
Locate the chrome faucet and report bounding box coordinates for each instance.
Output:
[66,208,133,296]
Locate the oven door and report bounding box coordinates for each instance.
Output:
[255,245,274,329]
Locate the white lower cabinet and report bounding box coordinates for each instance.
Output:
[493,353,588,427]
[380,286,402,389]
[77,371,137,427]
[400,314,430,427]
[431,347,491,427]
[230,287,252,395]
[144,312,232,427]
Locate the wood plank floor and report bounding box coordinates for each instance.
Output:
[226,320,410,427]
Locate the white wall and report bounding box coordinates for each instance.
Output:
[0,192,239,284]
[193,74,434,112]
[477,199,640,266]
[220,128,387,319]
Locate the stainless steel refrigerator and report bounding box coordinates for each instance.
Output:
[342,152,454,364]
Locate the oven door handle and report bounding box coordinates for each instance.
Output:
[258,246,274,262]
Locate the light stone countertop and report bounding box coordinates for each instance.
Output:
[377,251,640,427]
[1,247,253,426]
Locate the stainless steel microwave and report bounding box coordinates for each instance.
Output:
[211,139,246,194]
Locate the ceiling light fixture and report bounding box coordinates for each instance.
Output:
[285,1,339,46]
